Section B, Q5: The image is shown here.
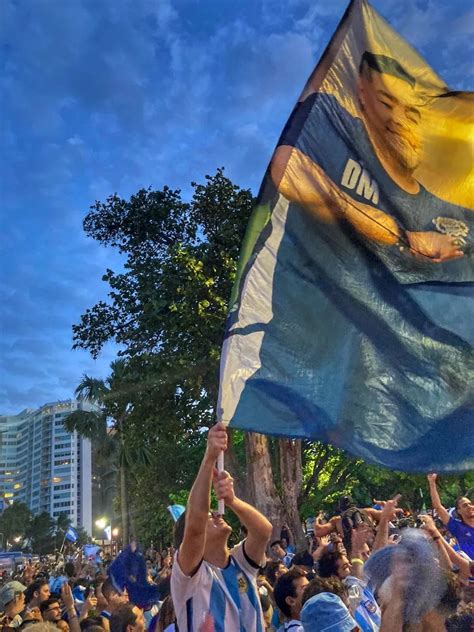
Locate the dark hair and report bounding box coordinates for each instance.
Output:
[156,596,175,632]
[302,576,348,607]
[110,604,137,632]
[39,597,60,615]
[65,563,76,578]
[264,561,286,586]
[270,540,284,549]
[174,511,187,549]
[273,568,307,618]
[80,617,106,632]
[445,613,474,632]
[317,550,343,578]
[291,551,313,569]
[24,579,49,604]
[359,51,416,88]
[101,577,120,600]
[454,496,471,514]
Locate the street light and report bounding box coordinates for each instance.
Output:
[112,528,119,537]
[95,518,107,530]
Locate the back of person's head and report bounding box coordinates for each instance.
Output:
[317,550,341,578]
[17,624,60,632]
[301,592,357,632]
[80,617,105,632]
[302,576,348,607]
[156,596,175,632]
[291,551,313,570]
[445,612,474,632]
[101,577,118,601]
[173,512,186,549]
[273,568,307,618]
[64,563,75,579]
[110,604,138,632]
[338,496,355,513]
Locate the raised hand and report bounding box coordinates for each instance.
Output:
[381,494,401,521]
[206,423,228,461]
[213,469,236,507]
[427,473,438,484]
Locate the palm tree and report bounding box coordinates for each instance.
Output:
[64,360,151,545]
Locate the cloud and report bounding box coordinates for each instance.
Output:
[1,0,472,414]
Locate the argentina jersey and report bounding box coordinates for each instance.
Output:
[171,540,265,632]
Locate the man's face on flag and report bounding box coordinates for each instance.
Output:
[359,63,422,173]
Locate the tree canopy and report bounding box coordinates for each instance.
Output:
[73,169,473,547]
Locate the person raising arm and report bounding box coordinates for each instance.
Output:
[427,473,474,560]
[171,422,272,632]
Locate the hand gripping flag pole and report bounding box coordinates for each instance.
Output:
[216,417,228,516]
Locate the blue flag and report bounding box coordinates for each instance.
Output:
[65,526,78,542]
[218,0,474,472]
[167,504,186,522]
[108,545,160,608]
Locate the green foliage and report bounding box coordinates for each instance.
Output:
[72,169,471,542]
[0,502,32,545]
[26,512,56,554]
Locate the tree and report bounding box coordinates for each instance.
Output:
[72,170,466,548]
[26,512,55,554]
[64,360,151,545]
[0,502,32,548]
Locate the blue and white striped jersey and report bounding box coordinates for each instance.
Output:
[171,540,265,632]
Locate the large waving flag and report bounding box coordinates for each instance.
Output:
[218,0,473,472]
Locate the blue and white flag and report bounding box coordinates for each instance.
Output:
[167,505,186,522]
[218,0,474,473]
[65,526,79,542]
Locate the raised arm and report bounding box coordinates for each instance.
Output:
[178,423,228,576]
[373,495,401,552]
[213,470,272,565]
[314,513,339,537]
[427,473,450,525]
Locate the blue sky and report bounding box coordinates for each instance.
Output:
[1,0,473,414]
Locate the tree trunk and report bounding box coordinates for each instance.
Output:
[120,465,129,545]
[279,438,306,550]
[224,431,249,503]
[245,432,285,541]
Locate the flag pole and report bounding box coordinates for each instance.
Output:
[217,451,225,515]
[59,532,67,556]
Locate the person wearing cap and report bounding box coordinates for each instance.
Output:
[300,592,358,632]
[0,581,26,631]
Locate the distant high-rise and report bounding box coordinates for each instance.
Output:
[0,399,92,534]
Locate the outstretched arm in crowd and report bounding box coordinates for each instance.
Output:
[61,582,81,632]
[427,473,450,525]
[373,495,401,552]
[314,512,339,536]
[213,470,272,564]
[178,423,228,576]
[421,515,471,580]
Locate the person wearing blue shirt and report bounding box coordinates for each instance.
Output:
[271,51,473,284]
[427,473,474,560]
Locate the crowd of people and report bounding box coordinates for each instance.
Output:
[1,424,473,632]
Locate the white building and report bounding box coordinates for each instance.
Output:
[0,399,92,534]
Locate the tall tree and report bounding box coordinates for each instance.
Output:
[64,360,151,544]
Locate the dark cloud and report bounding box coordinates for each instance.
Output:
[1,0,472,413]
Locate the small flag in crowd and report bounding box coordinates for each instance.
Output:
[167,504,186,522]
[218,0,474,472]
[65,526,78,542]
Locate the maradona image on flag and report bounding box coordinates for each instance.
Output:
[217,0,474,472]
